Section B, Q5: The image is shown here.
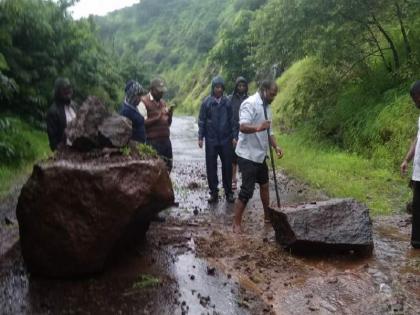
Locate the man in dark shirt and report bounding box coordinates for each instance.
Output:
[228,76,249,190]
[198,76,235,203]
[46,77,78,151]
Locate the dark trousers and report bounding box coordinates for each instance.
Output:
[412,181,420,248]
[148,138,173,173]
[205,142,232,196]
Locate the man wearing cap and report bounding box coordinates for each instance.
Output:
[138,78,174,172]
[46,77,78,151]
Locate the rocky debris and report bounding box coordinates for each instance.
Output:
[16,96,174,277]
[66,96,131,151]
[270,199,374,254]
[98,114,132,148]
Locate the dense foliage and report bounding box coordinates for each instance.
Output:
[0,0,133,124]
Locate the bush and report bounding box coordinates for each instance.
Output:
[0,116,48,166]
[273,57,340,135]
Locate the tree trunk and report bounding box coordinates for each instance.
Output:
[367,25,392,72]
[394,1,412,60]
[371,14,400,70]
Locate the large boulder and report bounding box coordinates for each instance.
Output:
[16,153,174,277]
[270,199,374,254]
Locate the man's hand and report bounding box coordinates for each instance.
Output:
[401,160,409,176]
[198,139,203,149]
[233,139,237,147]
[257,120,271,132]
[275,146,284,159]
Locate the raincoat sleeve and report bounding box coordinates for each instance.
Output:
[228,101,235,140]
[198,98,207,140]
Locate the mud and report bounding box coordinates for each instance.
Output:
[1,116,419,314]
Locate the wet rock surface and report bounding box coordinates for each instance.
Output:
[15,97,173,277]
[66,96,131,150]
[270,198,374,254]
[1,117,419,314]
[16,156,173,277]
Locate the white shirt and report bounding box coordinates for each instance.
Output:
[413,116,420,181]
[64,104,76,146]
[64,104,76,125]
[235,92,274,163]
[137,93,150,119]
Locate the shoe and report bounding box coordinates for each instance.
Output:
[226,193,235,203]
[208,193,219,203]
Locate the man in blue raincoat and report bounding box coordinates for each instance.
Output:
[198,76,235,203]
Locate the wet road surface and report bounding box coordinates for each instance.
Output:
[1,116,419,314]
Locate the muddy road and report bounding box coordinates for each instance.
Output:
[1,116,419,315]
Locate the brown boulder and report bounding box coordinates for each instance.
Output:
[16,155,174,277]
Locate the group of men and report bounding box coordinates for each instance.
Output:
[46,75,284,233]
[198,76,283,233]
[44,75,420,242]
[47,77,174,172]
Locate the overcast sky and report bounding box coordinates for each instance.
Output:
[69,0,140,19]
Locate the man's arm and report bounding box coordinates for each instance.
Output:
[198,99,207,148]
[239,101,271,134]
[46,109,60,151]
[239,121,271,134]
[401,136,418,175]
[145,111,161,127]
[269,135,284,158]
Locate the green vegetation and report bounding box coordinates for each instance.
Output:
[2,0,420,213]
[132,274,160,289]
[136,143,158,158]
[0,117,49,197]
[276,131,410,215]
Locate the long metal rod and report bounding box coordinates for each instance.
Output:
[262,102,281,208]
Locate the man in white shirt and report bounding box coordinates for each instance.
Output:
[233,80,284,234]
[400,80,420,249]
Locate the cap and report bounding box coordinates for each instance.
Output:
[150,78,167,93]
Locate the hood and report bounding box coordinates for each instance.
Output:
[211,76,225,96]
[53,77,72,103]
[233,76,248,95]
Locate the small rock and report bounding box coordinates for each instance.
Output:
[4,216,15,225]
[207,266,216,276]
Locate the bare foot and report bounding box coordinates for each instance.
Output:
[232,223,243,234]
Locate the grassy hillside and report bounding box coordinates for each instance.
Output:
[96,0,267,112]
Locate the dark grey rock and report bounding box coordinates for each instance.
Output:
[66,96,110,151]
[98,114,132,148]
[270,198,374,254]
